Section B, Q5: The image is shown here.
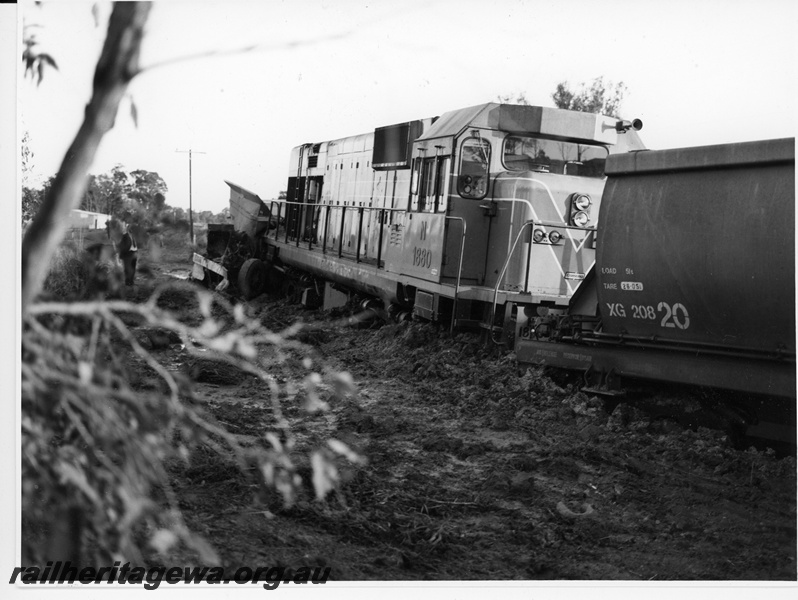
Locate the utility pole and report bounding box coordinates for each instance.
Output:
[176,148,206,244]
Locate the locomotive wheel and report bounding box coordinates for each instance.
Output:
[237,258,268,300]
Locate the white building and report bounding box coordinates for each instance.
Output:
[69,209,112,230]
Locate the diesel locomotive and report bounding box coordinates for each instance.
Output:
[192,102,795,439]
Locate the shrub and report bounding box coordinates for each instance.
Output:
[22,282,362,566]
[41,245,90,299]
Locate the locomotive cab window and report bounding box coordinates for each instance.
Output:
[503,135,608,178]
[458,138,490,199]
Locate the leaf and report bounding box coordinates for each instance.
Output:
[311,450,338,501]
[233,303,246,323]
[332,371,356,398]
[77,361,93,385]
[39,53,58,70]
[235,338,257,360]
[180,529,220,565]
[198,293,213,318]
[56,462,102,506]
[264,431,282,452]
[149,529,178,554]
[303,372,328,413]
[327,438,365,465]
[130,97,138,128]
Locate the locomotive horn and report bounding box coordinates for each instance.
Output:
[614,118,643,133]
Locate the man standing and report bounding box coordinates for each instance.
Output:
[116,220,138,286]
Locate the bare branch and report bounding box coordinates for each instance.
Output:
[137,30,351,76]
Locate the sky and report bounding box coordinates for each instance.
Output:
[16,0,798,215]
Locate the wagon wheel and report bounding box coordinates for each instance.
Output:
[237,258,268,300]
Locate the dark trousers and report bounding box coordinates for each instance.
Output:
[121,251,137,285]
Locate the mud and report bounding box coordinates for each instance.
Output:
[131,252,796,581]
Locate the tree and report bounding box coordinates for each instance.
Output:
[128,169,168,207]
[21,131,44,225]
[81,170,125,215]
[21,2,360,568]
[552,76,627,118]
[22,176,55,226]
[197,210,215,224]
[497,92,529,105]
[21,3,152,310]
[22,187,44,226]
[80,166,168,225]
[21,130,34,186]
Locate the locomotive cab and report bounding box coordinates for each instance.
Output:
[398,103,644,329]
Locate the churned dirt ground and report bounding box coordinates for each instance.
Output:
[130,245,797,582]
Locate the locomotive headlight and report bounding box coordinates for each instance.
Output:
[572,211,590,227]
[532,229,545,243]
[574,194,591,210]
[548,230,562,244]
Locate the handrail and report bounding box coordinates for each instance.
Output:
[444,216,466,334]
[269,202,470,327]
[268,199,411,266]
[489,219,536,344]
[269,198,407,211]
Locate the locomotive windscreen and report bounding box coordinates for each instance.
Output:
[372,120,423,170]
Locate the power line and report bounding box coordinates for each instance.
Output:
[175,149,206,244]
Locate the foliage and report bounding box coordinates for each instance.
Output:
[40,244,92,299]
[552,77,627,118]
[128,169,169,208]
[24,163,171,231]
[22,130,35,186]
[20,1,364,570]
[21,131,46,226]
[20,2,153,310]
[22,28,59,85]
[497,92,529,105]
[22,282,362,565]
[81,165,168,221]
[22,186,45,226]
[497,78,627,117]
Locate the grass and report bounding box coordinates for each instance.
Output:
[41,243,91,299]
[161,226,207,262]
